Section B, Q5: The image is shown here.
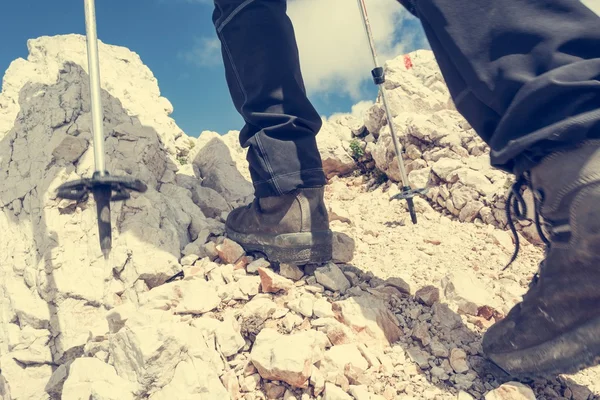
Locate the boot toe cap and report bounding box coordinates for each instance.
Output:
[482,318,519,356]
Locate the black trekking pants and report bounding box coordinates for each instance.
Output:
[212,0,600,197]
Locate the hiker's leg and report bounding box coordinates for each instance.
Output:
[409,0,600,175]
[212,0,326,198]
[404,0,600,376]
[212,0,332,265]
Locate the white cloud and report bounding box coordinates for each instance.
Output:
[287,0,424,99]
[581,0,600,15]
[349,100,375,119]
[179,37,221,67]
[328,100,374,120]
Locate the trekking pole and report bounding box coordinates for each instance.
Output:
[356,0,427,224]
[55,0,147,259]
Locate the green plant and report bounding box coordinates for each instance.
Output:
[349,139,365,160]
[177,156,187,165]
[188,139,195,149]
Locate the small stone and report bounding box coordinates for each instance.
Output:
[382,386,397,400]
[221,370,241,399]
[477,305,499,320]
[244,362,258,376]
[404,364,420,377]
[422,388,438,400]
[258,267,294,293]
[280,264,305,281]
[411,321,431,346]
[389,346,407,366]
[247,258,270,274]
[343,271,359,286]
[282,312,303,333]
[314,318,356,345]
[441,271,497,316]
[423,237,442,245]
[221,264,235,284]
[566,382,593,400]
[449,348,469,373]
[320,344,369,381]
[287,295,315,318]
[174,280,222,315]
[332,232,355,263]
[305,284,325,294]
[184,264,205,280]
[313,298,335,318]
[458,391,475,400]
[430,366,448,380]
[458,200,485,222]
[376,353,394,375]
[454,373,476,390]
[217,315,246,357]
[237,276,261,297]
[415,285,440,306]
[271,307,289,319]
[384,277,411,294]
[484,382,536,400]
[432,158,464,181]
[234,256,250,271]
[311,367,326,396]
[181,254,199,266]
[204,242,219,260]
[543,387,560,398]
[371,285,400,299]
[240,297,277,325]
[406,347,430,369]
[332,294,402,347]
[356,344,381,368]
[241,373,261,392]
[346,286,364,297]
[337,374,351,393]
[431,303,462,329]
[441,359,453,374]
[429,340,449,358]
[348,385,374,400]
[216,238,245,263]
[314,263,351,293]
[264,382,286,399]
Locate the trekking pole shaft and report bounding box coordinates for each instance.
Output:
[356,0,410,188]
[356,0,380,67]
[380,86,410,185]
[84,0,106,174]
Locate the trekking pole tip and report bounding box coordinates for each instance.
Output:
[391,186,428,225]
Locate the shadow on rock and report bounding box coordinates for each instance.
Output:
[0,61,242,398]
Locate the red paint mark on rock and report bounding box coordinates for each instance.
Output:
[404,54,413,70]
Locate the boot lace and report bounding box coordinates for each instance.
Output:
[503,173,551,279]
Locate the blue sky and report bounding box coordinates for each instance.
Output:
[0,0,428,138]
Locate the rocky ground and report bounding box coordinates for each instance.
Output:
[0,35,599,400]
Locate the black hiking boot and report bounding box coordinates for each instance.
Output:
[225,187,333,264]
[482,140,600,377]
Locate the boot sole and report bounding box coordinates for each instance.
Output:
[485,315,600,377]
[225,228,333,265]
